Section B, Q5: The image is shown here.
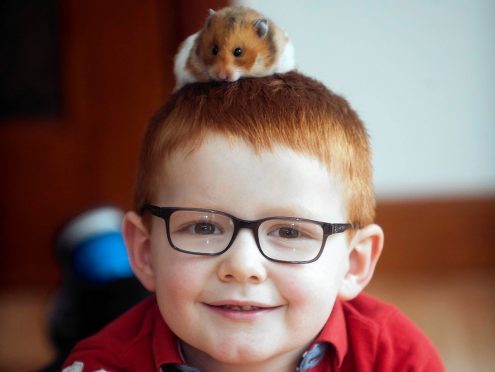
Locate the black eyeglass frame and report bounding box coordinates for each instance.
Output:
[141,204,358,264]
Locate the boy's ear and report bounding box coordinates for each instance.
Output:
[338,224,384,301]
[122,211,156,292]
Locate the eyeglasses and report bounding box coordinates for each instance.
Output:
[141,204,357,264]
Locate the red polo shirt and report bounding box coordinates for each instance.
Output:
[62,293,444,371]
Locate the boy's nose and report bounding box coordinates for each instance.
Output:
[217,229,268,284]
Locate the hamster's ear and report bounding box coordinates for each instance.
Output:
[205,9,216,28]
[338,224,384,301]
[122,211,156,292]
[253,19,269,38]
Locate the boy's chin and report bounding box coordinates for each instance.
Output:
[181,338,304,369]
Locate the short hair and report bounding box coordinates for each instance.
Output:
[135,71,375,226]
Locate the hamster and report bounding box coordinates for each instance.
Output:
[173,6,295,91]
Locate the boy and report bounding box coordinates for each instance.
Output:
[63,72,444,371]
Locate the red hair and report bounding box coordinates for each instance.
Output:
[135,71,375,226]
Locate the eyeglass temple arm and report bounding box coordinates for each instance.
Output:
[330,223,360,235]
[140,203,161,216]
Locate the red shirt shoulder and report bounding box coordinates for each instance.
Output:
[339,293,445,372]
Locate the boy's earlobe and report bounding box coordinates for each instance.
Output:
[338,224,384,301]
[122,211,156,292]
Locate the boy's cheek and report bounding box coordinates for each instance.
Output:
[276,262,344,306]
[151,255,204,298]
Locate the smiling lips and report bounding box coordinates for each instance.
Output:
[204,302,281,321]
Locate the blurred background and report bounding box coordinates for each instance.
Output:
[0,0,493,371]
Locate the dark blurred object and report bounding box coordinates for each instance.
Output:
[40,206,150,372]
[0,0,61,120]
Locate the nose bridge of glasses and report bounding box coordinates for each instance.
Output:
[232,218,262,240]
[226,225,264,262]
[222,217,260,250]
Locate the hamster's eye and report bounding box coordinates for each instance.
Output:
[233,47,243,57]
[212,45,219,55]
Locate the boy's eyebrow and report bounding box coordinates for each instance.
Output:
[256,205,325,219]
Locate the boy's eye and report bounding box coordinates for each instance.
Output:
[194,222,218,235]
[176,222,223,235]
[264,220,322,242]
[274,227,299,239]
[268,226,303,239]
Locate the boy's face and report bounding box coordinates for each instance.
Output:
[128,134,380,369]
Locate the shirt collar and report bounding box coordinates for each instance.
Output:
[151,301,184,369]
[311,298,348,367]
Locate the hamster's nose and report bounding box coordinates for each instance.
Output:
[217,69,232,81]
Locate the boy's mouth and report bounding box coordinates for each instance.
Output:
[203,302,281,320]
[205,302,279,312]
